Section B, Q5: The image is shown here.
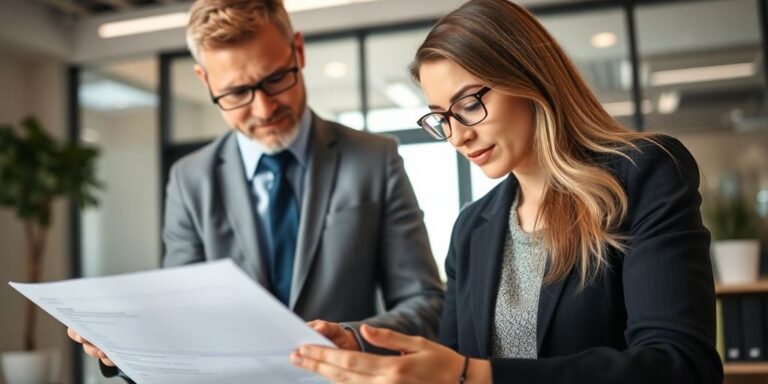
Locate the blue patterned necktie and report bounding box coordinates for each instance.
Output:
[257,151,299,306]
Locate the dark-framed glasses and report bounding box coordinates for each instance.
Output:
[208,47,299,111]
[417,86,492,140]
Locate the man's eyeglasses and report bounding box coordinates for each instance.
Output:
[417,87,492,140]
[208,46,299,111]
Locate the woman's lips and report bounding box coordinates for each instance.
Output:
[467,145,494,166]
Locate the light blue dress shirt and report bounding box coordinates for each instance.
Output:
[236,108,368,350]
[236,108,312,259]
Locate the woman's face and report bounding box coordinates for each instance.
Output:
[419,59,536,179]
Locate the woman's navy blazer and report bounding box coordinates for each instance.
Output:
[439,136,723,383]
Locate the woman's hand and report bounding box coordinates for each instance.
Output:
[291,324,491,383]
[67,327,115,367]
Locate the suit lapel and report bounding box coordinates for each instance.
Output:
[469,176,517,356]
[536,260,569,354]
[216,133,271,288]
[467,173,570,356]
[289,115,339,309]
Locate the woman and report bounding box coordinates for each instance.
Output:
[291,0,723,383]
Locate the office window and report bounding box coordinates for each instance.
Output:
[399,143,460,279]
[636,0,768,195]
[78,56,161,383]
[365,28,432,133]
[170,57,226,143]
[539,8,636,129]
[637,0,766,135]
[471,164,506,202]
[304,37,363,129]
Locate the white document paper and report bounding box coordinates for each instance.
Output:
[9,259,334,384]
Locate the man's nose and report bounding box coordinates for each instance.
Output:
[249,90,279,119]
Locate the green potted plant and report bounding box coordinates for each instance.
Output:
[704,188,762,284]
[0,116,101,384]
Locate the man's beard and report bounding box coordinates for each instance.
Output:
[243,106,300,155]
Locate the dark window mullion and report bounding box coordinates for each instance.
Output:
[457,154,473,208]
[759,0,768,116]
[358,31,369,131]
[67,64,84,384]
[625,0,645,131]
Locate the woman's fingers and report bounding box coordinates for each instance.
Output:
[360,325,428,354]
[290,351,377,383]
[296,345,391,374]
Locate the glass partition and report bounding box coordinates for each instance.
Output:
[539,8,636,129]
[78,56,161,383]
[399,142,459,279]
[304,37,363,129]
[365,28,431,133]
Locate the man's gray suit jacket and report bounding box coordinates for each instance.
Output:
[162,113,444,346]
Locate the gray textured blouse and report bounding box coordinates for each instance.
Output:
[489,195,546,359]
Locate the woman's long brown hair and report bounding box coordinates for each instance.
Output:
[411,0,657,286]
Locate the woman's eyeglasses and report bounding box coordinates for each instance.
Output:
[417,86,492,140]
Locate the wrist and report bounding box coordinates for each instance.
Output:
[464,358,492,384]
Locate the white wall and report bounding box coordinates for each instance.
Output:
[0,0,582,64]
[0,52,74,384]
[79,106,162,384]
[73,0,578,63]
[0,0,72,60]
[81,107,161,277]
[676,131,768,197]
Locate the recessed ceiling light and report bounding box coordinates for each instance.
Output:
[650,63,756,86]
[98,1,381,39]
[79,80,157,111]
[602,100,652,116]
[591,32,617,49]
[98,12,189,39]
[324,62,348,78]
[285,0,379,12]
[657,91,681,114]
[383,83,422,109]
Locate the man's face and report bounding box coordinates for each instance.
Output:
[194,23,306,153]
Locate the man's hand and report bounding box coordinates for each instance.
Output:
[308,320,361,351]
[67,327,115,367]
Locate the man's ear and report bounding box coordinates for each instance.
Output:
[294,32,306,69]
[193,63,208,89]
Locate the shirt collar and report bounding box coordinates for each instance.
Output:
[236,107,312,180]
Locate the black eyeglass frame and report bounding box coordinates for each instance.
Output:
[417,86,492,140]
[207,45,300,111]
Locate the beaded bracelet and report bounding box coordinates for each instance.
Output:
[459,356,470,383]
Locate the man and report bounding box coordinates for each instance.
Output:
[68,0,443,377]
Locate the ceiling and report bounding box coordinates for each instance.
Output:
[36,0,594,17]
[74,0,766,135]
[34,0,190,17]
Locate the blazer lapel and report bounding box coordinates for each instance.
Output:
[469,176,517,356]
[536,261,569,354]
[216,133,271,289]
[289,115,339,309]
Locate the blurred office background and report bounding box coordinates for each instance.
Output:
[1,0,768,383]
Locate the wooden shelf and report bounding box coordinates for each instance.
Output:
[725,363,768,375]
[716,280,768,295]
